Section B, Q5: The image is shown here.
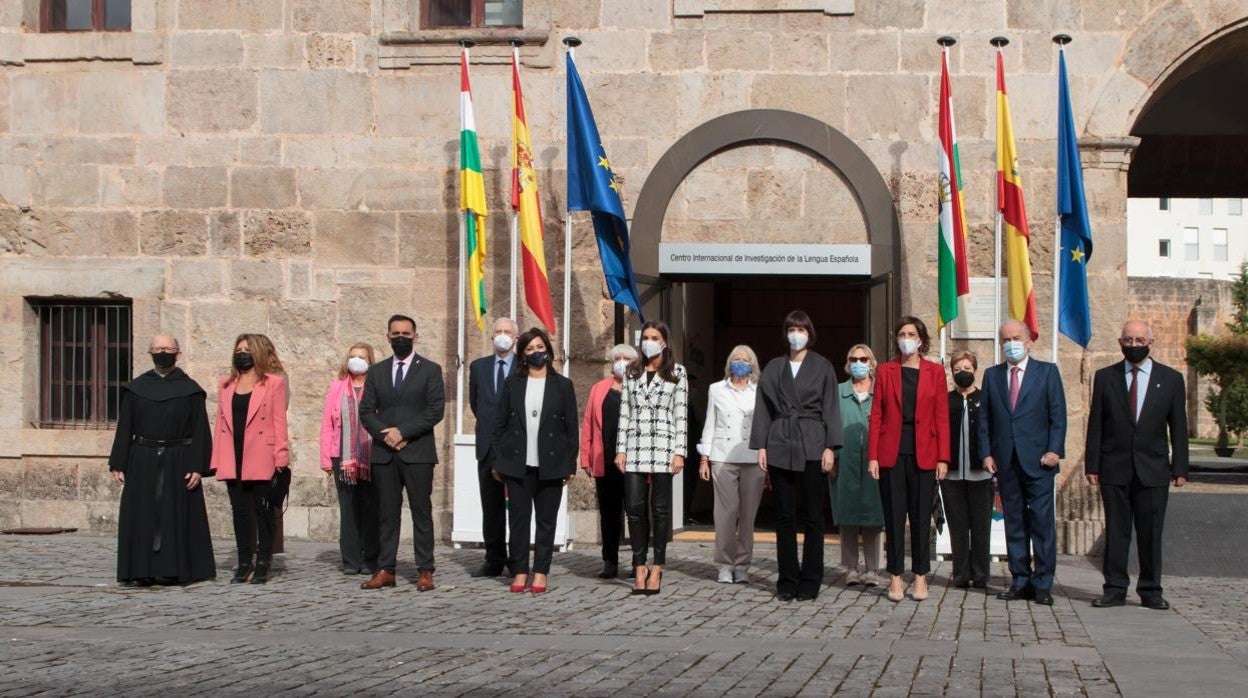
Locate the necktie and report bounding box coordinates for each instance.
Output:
[394,360,405,390]
[1129,366,1139,423]
[1009,366,1020,411]
[496,359,506,394]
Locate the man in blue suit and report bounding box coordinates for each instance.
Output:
[467,317,518,578]
[977,320,1067,606]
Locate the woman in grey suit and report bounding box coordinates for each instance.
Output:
[614,320,688,596]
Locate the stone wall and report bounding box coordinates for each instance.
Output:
[2,1,1244,556]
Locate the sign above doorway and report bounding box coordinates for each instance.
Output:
[659,242,872,276]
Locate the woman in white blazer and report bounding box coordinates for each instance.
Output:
[697,345,763,584]
[615,321,688,596]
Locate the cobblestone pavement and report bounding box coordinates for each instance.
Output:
[0,532,1244,696]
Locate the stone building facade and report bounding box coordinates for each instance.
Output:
[2,0,1243,554]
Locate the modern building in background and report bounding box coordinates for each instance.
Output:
[1128,198,1248,280]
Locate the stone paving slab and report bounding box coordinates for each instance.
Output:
[0,533,1244,696]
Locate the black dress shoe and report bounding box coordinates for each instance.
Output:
[777,590,796,602]
[997,586,1034,601]
[471,563,505,578]
[971,579,989,590]
[597,563,619,579]
[1141,596,1170,611]
[1091,594,1126,608]
[230,564,253,584]
[250,561,270,584]
[1033,589,1054,606]
[795,592,817,602]
[953,579,971,589]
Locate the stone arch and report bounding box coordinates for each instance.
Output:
[1084,3,1248,138]
[630,109,900,293]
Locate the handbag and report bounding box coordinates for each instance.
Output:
[265,467,292,512]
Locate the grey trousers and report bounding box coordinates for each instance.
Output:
[711,461,766,567]
[839,525,883,572]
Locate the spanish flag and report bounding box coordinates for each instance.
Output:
[995,51,1039,341]
[511,50,556,332]
[460,48,488,330]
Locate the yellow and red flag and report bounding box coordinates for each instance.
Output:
[511,50,556,332]
[995,51,1039,340]
[460,49,488,329]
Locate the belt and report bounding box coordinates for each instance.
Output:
[133,437,193,448]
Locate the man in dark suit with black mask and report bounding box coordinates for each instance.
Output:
[359,314,445,591]
[1085,319,1188,610]
[467,316,518,577]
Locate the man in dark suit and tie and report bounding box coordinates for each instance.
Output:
[978,320,1067,606]
[1085,320,1188,610]
[359,314,445,591]
[467,317,519,577]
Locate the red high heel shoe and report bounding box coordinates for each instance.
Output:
[530,574,548,594]
[509,574,529,593]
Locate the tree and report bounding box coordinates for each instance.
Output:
[1185,334,1248,449]
[1204,380,1248,446]
[1229,261,1248,335]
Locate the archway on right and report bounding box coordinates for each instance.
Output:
[1124,25,1248,442]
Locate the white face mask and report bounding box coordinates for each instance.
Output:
[787,331,808,351]
[1003,340,1027,363]
[641,339,663,359]
[612,359,630,378]
[897,338,920,356]
[492,333,514,353]
[347,356,369,374]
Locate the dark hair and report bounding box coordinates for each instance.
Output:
[630,320,679,383]
[387,314,417,334]
[894,315,931,356]
[783,309,816,348]
[515,327,555,375]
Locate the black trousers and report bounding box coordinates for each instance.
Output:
[770,460,826,597]
[941,478,993,584]
[504,468,565,575]
[879,455,935,576]
[625,472,672,566]
[373,460,435,573]
[226,479,276,564]
[478,460,508,571]
[1100,471,1169,599]
[332,459,380,573]
[594,466,626,565]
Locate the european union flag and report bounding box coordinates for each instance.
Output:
[1056,50,1092,348]
[566,53,644,317]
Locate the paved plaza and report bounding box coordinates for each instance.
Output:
[1,521,1245,697]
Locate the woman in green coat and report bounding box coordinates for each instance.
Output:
[830,344,885,586]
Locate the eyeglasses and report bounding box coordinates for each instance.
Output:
[848,356,871,363]
[1118,337,1150,347]
[150,347,178,353]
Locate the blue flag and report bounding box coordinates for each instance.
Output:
[565,53,643,317]
[1056,50,1092,348]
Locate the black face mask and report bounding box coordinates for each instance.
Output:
[389,336,414,357]
[1122,345,1150,364]
[525,351,549,368]
[953,370,975,389]
[233,351,255,371]
[152,352,177,370]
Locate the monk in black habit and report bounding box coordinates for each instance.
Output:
[109,333,216,585]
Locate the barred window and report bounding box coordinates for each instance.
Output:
[31,300,132,428]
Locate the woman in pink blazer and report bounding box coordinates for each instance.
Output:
[319,342,379,576]
[211,333,289,584]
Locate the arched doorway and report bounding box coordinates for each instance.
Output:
[627,109,901,528]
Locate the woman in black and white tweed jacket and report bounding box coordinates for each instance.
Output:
[614,320,688,596]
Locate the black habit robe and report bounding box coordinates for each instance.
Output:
[750,351,843,471]
[109,368,216,583]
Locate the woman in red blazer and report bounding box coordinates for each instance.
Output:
[867,316,950,602]
[211,333,289,585]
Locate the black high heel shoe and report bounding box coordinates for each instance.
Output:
[645,569,663,596]
[630,567,649,596]
[249,560,270,584]
[231,563,254,584]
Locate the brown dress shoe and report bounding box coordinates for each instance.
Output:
[416,570,436,592]
[360,570,396,590]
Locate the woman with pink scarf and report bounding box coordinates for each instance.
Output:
[320,343,380,575]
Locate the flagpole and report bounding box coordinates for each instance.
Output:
[991,36,1008,365]
[455,39,474,436]
[509,39,523,321]
[937,35,955,365]
[562,36,582,379]
[1051,34,1072,364]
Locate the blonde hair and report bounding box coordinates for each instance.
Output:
[844,343,878,377]
[949,349,978,371]
[228,333,285,385]
[337,342,376,379]
[606,343,639,362]
[722,345,760,383]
